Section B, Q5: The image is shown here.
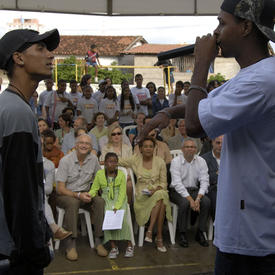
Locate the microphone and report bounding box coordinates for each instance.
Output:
[157,44,195,61]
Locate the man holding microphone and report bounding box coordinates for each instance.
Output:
[140,0,275,274]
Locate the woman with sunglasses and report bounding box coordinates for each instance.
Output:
[100,124,133,202]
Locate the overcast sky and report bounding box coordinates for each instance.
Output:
[0,10,274,49]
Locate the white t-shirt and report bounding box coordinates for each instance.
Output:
[99,98,119,120]
[131,86,150,116]
[77,97,98,123]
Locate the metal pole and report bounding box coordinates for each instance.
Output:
[55,59,58,88]
[168,66,171,94]
[163,68,166,91]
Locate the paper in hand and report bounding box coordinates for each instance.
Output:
[102,209,125,230]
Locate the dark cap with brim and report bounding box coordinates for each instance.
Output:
[221,0,275,42]
[0,28,60,70]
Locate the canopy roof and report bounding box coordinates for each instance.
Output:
[1,0,223,16]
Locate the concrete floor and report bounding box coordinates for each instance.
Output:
[45,230,216,275]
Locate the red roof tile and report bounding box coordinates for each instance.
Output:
[53,35,147,56]
[123,44,190,55]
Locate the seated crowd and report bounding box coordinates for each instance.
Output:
[35,73,224,261]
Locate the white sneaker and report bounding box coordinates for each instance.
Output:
[108,247,119,259]
[124,246,134,257]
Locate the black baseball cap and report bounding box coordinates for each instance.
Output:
[221,0,275,42]
[0,28,60,70]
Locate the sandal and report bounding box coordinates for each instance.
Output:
[144,230,153,243]
[155,238,167,253]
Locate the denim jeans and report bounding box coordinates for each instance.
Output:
[215,248,275,275]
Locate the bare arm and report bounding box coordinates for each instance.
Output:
[185,34,218,137]
[57,181,77,197]
[139,34,218,141]
[57,181,91,202]
[138,104,185,141]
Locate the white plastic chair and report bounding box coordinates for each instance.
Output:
[208,217,214,241]
[55,207,94,250]
[170,149,182,159]
[170,202,178,238]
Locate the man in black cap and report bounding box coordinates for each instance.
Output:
[0,28,59,274]
[140,0,275,274]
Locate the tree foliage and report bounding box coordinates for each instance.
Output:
[55,56,83,82]
[208,73,226,83]
[54,57,133,83]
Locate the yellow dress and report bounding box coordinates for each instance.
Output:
[119,154,172,226]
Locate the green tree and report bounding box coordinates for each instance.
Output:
[208,73,226,83]
[55,56,82,82]
[86,61,132,84]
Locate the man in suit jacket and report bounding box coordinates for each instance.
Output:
[201,136,223,220]
[168,119,201,153]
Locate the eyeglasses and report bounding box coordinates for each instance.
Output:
[183,146,196,149]
[111,132,122,136]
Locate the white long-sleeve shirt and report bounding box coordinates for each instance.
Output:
[170,154,209,198]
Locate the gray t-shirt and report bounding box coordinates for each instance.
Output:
[99,98,119,120]
[93,90,105,105]
[118,95,136,124]
[44,91,71,122]
[38,89,54,107]
[69,92,82,108]
[77,97,98,123]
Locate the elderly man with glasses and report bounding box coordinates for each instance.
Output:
[169,138,210,248]
[56,134,107,260]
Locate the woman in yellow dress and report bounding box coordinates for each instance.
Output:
[119,136,172,252]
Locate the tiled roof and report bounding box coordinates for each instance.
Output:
[123,44,190,55]
[53,35,147,56]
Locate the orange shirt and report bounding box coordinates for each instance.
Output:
[43,146,64,168]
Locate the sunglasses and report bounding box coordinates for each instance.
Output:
[111,132,122,136]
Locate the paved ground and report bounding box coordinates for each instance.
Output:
[45,230,216,275]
